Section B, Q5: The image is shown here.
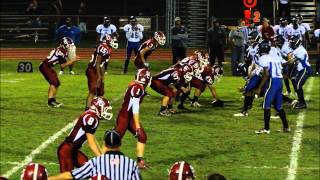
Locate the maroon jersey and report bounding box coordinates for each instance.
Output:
[88,43,112,68]
[174,56,200,70]
[65,110,99,149]
[195,65,214,85]
[152,68,182,86]
[138,38,157,59]
[119,82,145,114]
[42,47,68,67]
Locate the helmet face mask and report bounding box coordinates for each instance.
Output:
[154,31,166,46]
[60,37,74,50]
[91,97,113,120]
[102,34,118,49]
[135,68,151,86]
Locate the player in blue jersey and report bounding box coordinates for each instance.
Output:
[254,40,290,134]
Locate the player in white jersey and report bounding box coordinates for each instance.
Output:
[288,35,312,109]
[289,17,306,42]
[255,40,290,134]
[123,16,144,74]
[273,18,293,40]
[96,16,117,43]
[296,14,311,47]
[314,27,320,75]
[96,16,118,73]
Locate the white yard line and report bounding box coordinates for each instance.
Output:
[1,121,75,178]
[244,166,319,170]
[1,95,122,178]
[286,77,315,180]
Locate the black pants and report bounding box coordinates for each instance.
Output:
[209,44,224,66]
[172,47,186,65]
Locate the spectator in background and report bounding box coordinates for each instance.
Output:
[78,0,88,39]
[122,16,144,74]
[278,0,290,18]
[229,22,245,76]
[25,0,41,28]
[207,17,226,67]
[48,0,62,40]
[96,16,118,74]
[55,17,81,75]
[259,18,275,41]
[171,17,188,65]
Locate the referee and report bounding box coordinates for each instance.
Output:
[49,129,142,180]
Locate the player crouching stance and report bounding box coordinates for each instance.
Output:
[133,31,166,69]
[151,64,193,116]
[58,97,113,172]
[288,35,312,109]
[39,37,79,107]
[254,40,290,134]
[114,68,151,169]
[85,34,118,110]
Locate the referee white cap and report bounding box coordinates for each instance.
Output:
[104,129,121,147]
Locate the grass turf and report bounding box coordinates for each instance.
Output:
[0,59,319,180]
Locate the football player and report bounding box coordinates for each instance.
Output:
[168,161,195,180]
[133,31,166,69]
[288,35,312,109]
[39,37,79,107]
[114,68,151,169]
[85,34,118,110]
[151,64,193,116]
[255,40,289,134]
[289,17,306,42]
[296,14,311,48]
[58,97,113,172]
[273,18,293,41]
[123,16,144,74]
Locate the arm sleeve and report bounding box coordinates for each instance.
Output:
[71,160,94,180]
[82,116,98,134]
[96,25,101,33]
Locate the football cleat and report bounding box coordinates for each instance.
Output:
[270,112,280,119]
[255,129,270,134]
[211,100,224,107]
[190,101,202,108]
[48,101,63,108]
[233,111,248,117]
[159,110,171,117]
[277,128,291,133]
[293,102,307,109]
[69,71,75,75]
[168,108,177,114]
[177,104,188,110]
[59,70,64,75]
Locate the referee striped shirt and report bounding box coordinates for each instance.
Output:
[71,151,141,180]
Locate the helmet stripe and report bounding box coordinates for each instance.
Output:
[178,161,185,180]
[33,164,38,180]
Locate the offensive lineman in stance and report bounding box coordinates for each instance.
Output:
[114,68,151,169]
[85,34,118,110]
[133,31,166,69]
[58,97,113,172]
[39,37,78,107]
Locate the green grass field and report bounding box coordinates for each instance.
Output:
[0,59,319,180]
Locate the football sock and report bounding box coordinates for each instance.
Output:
[48,98,55,104]
[291,79,297,92]
[278,109,289,129]
[104,62,109,72]
[284,79,291,93]
[160,106,166,111]
[297,89,305,104]
[192,96,199,103]
[124,59,130,73]
[243,96,253,111]
[263,109,271,130]
[179,93,189,106]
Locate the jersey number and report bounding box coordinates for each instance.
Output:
[131,32,139,39]
[87,117,95,126]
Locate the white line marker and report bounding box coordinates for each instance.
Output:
[0,161,59,166]
[1,120,76,178]
[286,77,314,180]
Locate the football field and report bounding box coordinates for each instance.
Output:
[0,59,319,180]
